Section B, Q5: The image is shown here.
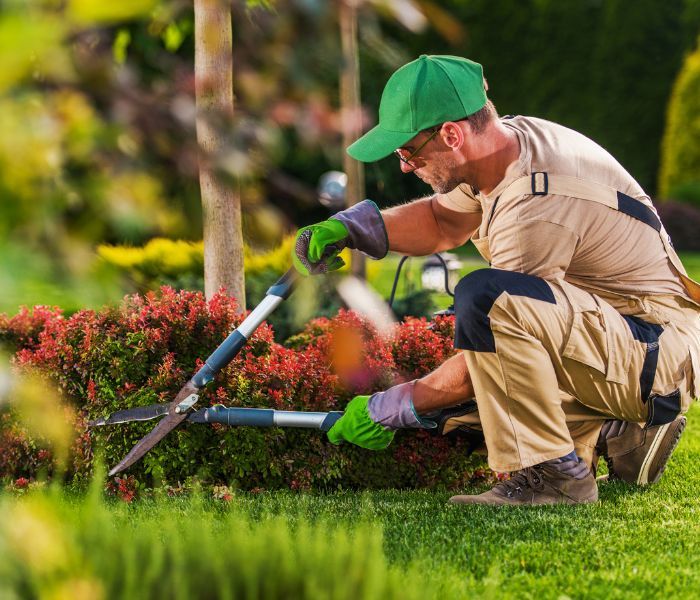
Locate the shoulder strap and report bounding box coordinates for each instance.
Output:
[498,173,700,304]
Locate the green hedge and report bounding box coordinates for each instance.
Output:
[0,289,483,490]
[659,39,700,205]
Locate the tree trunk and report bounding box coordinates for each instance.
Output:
[194,0,246,309]
[339,0,367,280]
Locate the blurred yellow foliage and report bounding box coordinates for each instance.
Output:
[0,94,66,193]
[3,496,105,599]
[98,237,204,277]
[105,171,184,238]
[48,577,105,600]
[11,370,76,471]
[0,13,72,93]
[98,236,301,280]
[6,499,70,575]
[53,90,102,159]
[0,90,103,198]
[67,0,159,25]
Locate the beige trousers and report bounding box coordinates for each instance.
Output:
[444,395,607,471]
[451,270,699,473]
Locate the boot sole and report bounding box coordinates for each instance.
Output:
[637,416,686,485]
[448,493,599,506]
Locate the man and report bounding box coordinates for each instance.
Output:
[293,55,700,505]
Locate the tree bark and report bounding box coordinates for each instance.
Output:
[194,0,246,309]
[339,0,367,280]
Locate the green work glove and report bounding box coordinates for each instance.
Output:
[327,395,395,450]
[292,219,349,275]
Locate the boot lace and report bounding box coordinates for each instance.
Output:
[494,467,546,498]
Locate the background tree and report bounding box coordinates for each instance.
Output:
[195,0,245,306]
[340,0,366,280]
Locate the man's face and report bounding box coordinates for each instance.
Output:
[396,127,464,194]
[414,150,464,194]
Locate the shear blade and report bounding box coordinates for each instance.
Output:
[107,381,199,477]
[88,403,170,427]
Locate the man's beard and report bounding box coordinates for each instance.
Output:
[430,175,464,195]
[424,154,465,194]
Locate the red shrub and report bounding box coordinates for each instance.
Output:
[0,411,53,479]
[1,288,484,490]
[0,305,63,352]
[106,475,139,503]
[392,316,457,380]
[286,309,396,394]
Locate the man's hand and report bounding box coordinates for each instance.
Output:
[292,200,389,276]
[292,219,349,275]
[327,381,437,450]
[326,395,395,450]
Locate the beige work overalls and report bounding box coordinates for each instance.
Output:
[445,173,700,472]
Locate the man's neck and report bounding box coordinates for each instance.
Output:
[465,123,521,196]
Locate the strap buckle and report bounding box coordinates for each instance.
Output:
[531,172,549,195]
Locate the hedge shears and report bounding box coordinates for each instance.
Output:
[95,269,343,477]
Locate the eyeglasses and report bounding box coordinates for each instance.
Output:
[394,127,440,172]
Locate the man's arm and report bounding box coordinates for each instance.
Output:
[382,195,481,255]
[326,352,475,449]
[413,352,474,413]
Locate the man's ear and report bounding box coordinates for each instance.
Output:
[440,121,465,150]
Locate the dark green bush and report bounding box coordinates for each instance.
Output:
[362,0,700,203]
[656,200,700,251]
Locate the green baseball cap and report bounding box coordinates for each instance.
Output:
[347,55,487,163]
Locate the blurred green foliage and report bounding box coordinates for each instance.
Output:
[659,38,700,206]
[1,0,700,312]
[370,0,700,198]
[0,486,454,599]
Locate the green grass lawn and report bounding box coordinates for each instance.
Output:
[2,403,699,598]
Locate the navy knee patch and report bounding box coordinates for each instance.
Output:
[454,269,556,352]
[623,316,664,405]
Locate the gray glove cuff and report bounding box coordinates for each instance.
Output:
[367,381,437,430]
[332,200,389,259]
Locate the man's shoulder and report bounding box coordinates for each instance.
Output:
[503,115,644,196]
[503,115,601,152]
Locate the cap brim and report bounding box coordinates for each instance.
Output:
[346,124,416,163]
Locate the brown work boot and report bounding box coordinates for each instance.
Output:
[449,462,598,506]
[597,417,686,485]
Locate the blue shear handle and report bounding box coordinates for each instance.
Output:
[205,406,275,427]
[320,411,343,431]
[204,406,344,430]
[192,269,299,388]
